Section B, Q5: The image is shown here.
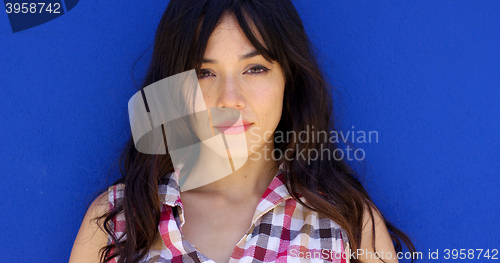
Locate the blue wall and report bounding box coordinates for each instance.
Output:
[1,1,498,262]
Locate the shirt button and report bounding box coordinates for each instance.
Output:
[246,234,252,242]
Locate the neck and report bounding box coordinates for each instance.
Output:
[182,143,278,200]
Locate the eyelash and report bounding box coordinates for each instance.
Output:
[197,66,270,79]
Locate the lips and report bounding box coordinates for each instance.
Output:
[214,119,253,135]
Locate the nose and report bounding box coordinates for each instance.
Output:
[215,75,246,109]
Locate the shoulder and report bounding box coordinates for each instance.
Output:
[361,205,385,234]
[90,190,112,216]
[69,191,111,263]
[357,205,399,263]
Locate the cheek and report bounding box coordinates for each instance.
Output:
[186,84,212,136]
[193,86,208,112]
[255,84,285,125]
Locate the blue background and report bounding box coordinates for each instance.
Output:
[1,0,499,262]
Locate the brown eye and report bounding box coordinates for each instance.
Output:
[245,66,269,75]
[198,69,214,79]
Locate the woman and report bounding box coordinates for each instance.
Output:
[69,0,415,262]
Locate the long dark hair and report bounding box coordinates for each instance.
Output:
[97,0,415,262]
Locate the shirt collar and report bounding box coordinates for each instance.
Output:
[158,165,183,207]
[158,163,292,209]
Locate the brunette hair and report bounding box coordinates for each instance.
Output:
[97,0,415,262]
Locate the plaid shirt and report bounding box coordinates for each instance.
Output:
[108,166,350,263]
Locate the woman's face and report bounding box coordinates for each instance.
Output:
[193,14,286,160]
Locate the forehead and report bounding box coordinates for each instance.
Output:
[204,13,266,55]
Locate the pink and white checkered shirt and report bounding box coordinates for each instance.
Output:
[108,166,350,263]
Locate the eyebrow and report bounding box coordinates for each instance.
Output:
[202,50,261,64]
